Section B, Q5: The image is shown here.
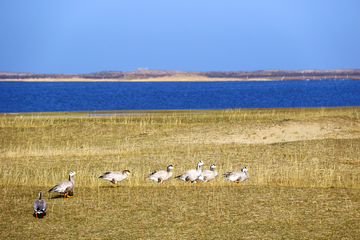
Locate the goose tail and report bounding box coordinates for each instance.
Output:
[48,186,56,193]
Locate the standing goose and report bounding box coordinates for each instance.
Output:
[49,171,77,199]
[33,191,46,219]
[99,170,131,188]
[175,161,204,186]
[148,165,175,186]
[223,167,249,185]
[198,164,218,185]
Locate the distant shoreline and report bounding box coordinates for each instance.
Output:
[1,76,359,82]
[1,69,360,82]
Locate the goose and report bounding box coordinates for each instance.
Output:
[175,161,203,186]
[148,165,174,186]
[99,170,131,188]
[198,164,218,185]
[49,171,76,199]
[223,167,249,185]
[33,191,46,219]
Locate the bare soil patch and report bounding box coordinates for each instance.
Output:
[177,116,360,145]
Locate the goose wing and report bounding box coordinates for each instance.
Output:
[223,171,241,181]
[175,169,190,180]
[235,172,249,182]
[199,170,218,182]
[49,180,74,193]
[99,171,127,182]
[34,199,46,213]
[177,169,201,182]
[148,170,172,181]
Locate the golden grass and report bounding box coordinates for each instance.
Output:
[1,107,360,239]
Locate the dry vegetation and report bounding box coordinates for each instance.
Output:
[1,107,360,239]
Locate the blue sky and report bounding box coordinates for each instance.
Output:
[0,1,359,74]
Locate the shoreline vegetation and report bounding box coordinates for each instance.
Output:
[1,107,360,238]
[1,68,360,81]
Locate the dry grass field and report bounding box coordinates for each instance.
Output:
[1,107,360,239]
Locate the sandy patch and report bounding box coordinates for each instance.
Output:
[180,117,360,145]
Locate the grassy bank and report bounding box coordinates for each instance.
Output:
[1,107,360,239]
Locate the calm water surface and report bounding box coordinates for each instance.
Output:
[1,80,359,113]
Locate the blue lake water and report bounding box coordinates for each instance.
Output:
[0,80,359,113]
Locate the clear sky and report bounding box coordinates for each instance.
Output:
[0,1,359,74]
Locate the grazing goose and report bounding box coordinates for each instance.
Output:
[223,167,249,185]
[33,191,46,219]
[175,161,204,186]
[148,165,175,186]
[198,164,218,185]
[49,171,76,199]
[99,170,131,188]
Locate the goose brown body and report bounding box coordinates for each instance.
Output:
[223,167,249,185]
[33,191,46,219]
[99,170,131,188]
[48,171,76,199]
[198,164,218,185]
[148,165,174,185]
[175,161,204,186]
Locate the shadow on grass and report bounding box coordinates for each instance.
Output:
[49,193,74,199]
[33,212,47,219]
[99,185,122,189]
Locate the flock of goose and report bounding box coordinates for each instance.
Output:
[33,161,249,219]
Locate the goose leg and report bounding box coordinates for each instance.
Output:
[186,182,189,186]
[64,193,73,199]
[111,179,117,188]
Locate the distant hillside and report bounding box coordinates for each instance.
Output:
[198,69,360,79]
[1,68,360,80]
